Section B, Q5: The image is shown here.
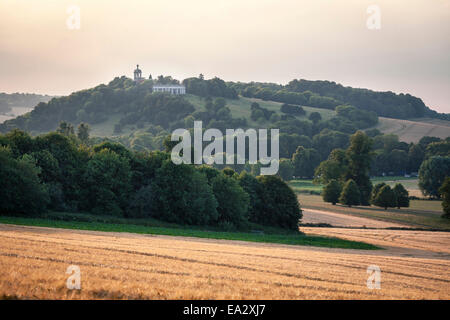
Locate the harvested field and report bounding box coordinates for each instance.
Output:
[301,209,409,228]
[0,224,449,299]
[302,227,450,258]
[375,117,450,143]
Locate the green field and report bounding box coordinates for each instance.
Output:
[185,94,336,127]
[0,213,379,250]
[289,177,420,195]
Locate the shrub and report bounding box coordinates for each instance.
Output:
[322,179,342,205]
[372,185,397,210]
[393,183,409,209]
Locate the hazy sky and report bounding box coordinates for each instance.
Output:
[1,0,449,112]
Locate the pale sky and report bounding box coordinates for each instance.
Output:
[1,0,449,113]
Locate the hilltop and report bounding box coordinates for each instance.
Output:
[0,75,448,151]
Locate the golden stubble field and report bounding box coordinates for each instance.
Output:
[0,224,449,300]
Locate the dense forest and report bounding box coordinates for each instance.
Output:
[228,79,449,120]
[0,74,448,179]
[0,92,53,114]
[0,129,302,231]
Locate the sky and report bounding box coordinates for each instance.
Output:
[0,0,449,113]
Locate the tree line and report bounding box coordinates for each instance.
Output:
[0,128,302,231]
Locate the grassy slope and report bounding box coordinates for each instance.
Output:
[185,94,335,127]
[78,95,337,137]
[0,213,379,250]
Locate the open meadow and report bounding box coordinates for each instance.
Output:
[0,223,449,300]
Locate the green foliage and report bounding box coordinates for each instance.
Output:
[322,179,342,205]
[371,182,386,204]
[393,183,410,209]
[151,160,219,225]
[339,179,361,207]
[77,123,90,143]
[81,149,132,216]
[0,147,49,215]
[439,177,450,218]
[278,158,294,181]
[292,146,321,178]
[256,175,302,230]
[335,105,378,129]
[57,121,75,136]
[308,112,322,124]
[314,159,346,184]
[345,131,373,205]
[426,141,450,158]
[182,76,238,99]
[250,102,274,121]
[285,79,440,119]
[312,129,349,160]
[280,103,306,116]
[210,172,249,229]
[372,185,397,210]
[0,92,53,114]
[419,156,450,198]
[237,171,264,223]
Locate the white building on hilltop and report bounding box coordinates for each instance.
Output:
[153,84,186,95]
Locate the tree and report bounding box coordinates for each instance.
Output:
[339,179,360,207]
[314,159,346,184]
[57,121,74,136]
[0,147,49,215]
[393,183,409,209]
[82,149,132,216]
[238,171,264,223]
[426,141,450,158]
[372,185,397,210]
[408,143,425,173]
[77,123,90,143]
[345,131,373,205]
[439,177,450,218]
[256,175,302,230]
[322,179,342,205]
[292,146,321,178]
[278,158,294,181]
[151,160,218,225]
[309,112,322,124]
[211,173,250,229]
[419,156,450,198]
[371,182,386,204]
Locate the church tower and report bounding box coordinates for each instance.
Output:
[134,64,143,82]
